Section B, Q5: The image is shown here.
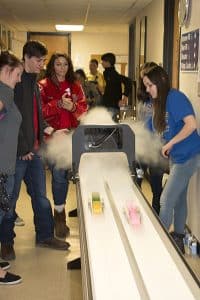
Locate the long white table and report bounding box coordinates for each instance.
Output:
[77,152,200,300]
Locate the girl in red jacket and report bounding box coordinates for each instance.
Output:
[39,53,87,238]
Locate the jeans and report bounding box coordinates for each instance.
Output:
[159,154,200,234]
[136,163,164,215]
[0,175,15,225]
[149,166,164,215]
[0,154,54,244]
[50,166,69,206]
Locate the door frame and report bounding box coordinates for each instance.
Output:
[27,31,71,56]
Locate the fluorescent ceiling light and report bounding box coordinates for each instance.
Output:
[55,25,84,31]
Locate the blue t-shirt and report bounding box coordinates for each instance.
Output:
[163,89,200,163]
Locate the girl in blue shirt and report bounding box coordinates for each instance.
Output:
[137,62,165,215]
[143,66,200,254]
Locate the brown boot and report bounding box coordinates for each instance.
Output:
[54,209,70,238]
[1,244,16,261]
[36,237,70,250]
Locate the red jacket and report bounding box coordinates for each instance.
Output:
[39,78,87,130]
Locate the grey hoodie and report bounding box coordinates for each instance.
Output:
[0,81,22,175]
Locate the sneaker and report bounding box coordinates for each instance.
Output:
[0,261,10,270]
[170,232,185,254]
[0,272,22,285]
[15,216,25,226]
[1,244,16,261]
[36,237,70,251]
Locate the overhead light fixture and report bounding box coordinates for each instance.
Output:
[55,25,84,31]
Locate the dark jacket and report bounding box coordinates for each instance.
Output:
[102,67,132,109]
[14,71,46,156]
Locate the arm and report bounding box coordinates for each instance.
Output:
[120,75,132,97]
[162,115,197,157]
[0,100,3,111]
[119,75,132,106]
[0,100,6,120]
[39,82,61,120]
[67,83,88,119]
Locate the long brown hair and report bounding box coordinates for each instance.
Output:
[45,53,76,85]
[0,51,22,71]
[137,61,157,103]
[143,66,170,133]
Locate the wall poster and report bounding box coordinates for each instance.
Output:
[180,28,199,72]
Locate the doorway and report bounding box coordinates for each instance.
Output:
[27,32,71,62]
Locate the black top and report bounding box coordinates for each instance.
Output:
[14,71,46,156]
[102,67,132,109]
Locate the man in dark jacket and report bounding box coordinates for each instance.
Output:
[0,41,70,260]
[101,52,132,119]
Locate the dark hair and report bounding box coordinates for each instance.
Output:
[143,66,171,133]
[90,59,98,66]
[137,62,157,103]
[101,52,116,66]
[0,51,22,71]
[45,53,76,84]
[23,40,48,60]
[75,69,86,80]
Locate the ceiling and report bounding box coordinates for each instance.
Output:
[0,0,152,32]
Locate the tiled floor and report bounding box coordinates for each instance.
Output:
[0,172,199,299]
[0,171,82,300]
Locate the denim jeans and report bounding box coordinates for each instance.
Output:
[159,154,200,234]
[50,166,69,206]
[136,163,164,215]
[149,166,164,215]
[0,154,54,244]
[0,175,15,225]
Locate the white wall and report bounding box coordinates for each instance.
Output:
[8,28,129,75]
[71,31,129,74]
[135,0,164,76]
[179,0,200,240]
[11,31,27,58]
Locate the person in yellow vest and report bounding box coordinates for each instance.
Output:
[87,59,105,95]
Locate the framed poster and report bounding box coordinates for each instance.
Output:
[180,29,199,72]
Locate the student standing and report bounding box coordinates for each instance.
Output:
[39,53,87,238]
[101,52,132,118]
[143,66,200,254]
[0,51,23,284]
[137,62,165,215]
[0,41,70,261]
[87,58,104,96]
[75,68,101,107]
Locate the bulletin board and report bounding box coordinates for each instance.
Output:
[180,28,199,72]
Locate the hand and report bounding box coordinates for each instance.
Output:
[61,93,74,111]
[20,152,34,160]
[44,126,55,136]
[162,142,173,158]
[53,128,69,136]
[118,96,128,107]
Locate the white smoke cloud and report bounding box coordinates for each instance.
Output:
[122,119,166,167]
[42,130,73,170]
[80,107,115,125]
[42,107,167,170]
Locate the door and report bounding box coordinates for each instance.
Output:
[27,32,70,63]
